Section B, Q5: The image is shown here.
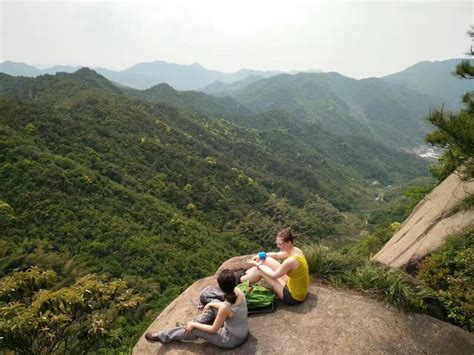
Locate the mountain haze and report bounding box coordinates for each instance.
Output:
[225,72,441,148]
[382,58,473,110]
[202,75,266,97]
[0,60,280,90]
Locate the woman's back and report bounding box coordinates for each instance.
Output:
[224,291,249,338]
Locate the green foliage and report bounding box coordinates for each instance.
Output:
[347,261,423,310]
[347,222,400,258]
[449,193,474,216]
[455,28,474,79]
[304,245,425,310]
[456,59,474,78]
[303,245,362,284]
[425,107,474,180]
[0,267,143,354]
[417,229,474,330]
[366,183,433,227]
[426,31,474,180]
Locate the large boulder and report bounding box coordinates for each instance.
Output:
[133,256,474,354]
[373,170,474,270]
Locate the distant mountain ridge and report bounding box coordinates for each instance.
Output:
[0,60,280,90]
[125,83,252,118]
[382,58,473,109]
[2,58,470,101]
[224,71,442,149]
[202,75,265,97]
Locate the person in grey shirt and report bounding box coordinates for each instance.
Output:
[145,269,249,349]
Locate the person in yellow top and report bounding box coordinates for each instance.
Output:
[241,227,309,304]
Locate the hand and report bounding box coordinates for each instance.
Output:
[247,259,262,266]
[247,259,259,266]
[185,322,196,334]
[203,303,211,312]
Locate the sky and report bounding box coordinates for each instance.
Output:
[1,0,472,78]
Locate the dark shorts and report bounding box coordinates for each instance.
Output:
[282,284,304,305]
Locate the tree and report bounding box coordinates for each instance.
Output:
[425,27,474,180]
[0,267,143,354]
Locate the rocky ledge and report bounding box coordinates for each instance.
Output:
[134,256,474,354]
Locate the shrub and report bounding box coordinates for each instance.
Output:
[303,245,362,285]
[348,261,423,310]
[304,246,426,311]
[0,267,143,354]
[417,229,474,330]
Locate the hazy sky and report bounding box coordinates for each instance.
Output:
[1,0,472,78]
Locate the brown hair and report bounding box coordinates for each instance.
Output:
[277,227,296,243]
[217,269,238,304]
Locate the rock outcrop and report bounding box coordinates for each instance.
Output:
[134,256,474,354]
[373,170,474,270]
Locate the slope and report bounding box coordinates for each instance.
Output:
[382,58,474,110]
[228,72,441,148]
[0,69,378,285]
[125,83,252,119]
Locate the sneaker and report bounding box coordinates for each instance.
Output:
[145,331,164,343]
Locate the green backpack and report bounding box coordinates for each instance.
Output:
[237,280,275,314]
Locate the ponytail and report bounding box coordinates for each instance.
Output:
[217,269,238,304]
[225,290,237,304]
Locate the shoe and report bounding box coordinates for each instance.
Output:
[145,331,163,343]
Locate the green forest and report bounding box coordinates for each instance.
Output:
[0,52,472,352]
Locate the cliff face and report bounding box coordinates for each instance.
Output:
[134,256,474,354]
[373,170,474,270]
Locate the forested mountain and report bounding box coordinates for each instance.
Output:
[224,72,441,148]
[128,83,429,184]
[202,75,265,97]
[0,69,430,345]
[382,58,474,110]
[125,83,252,119]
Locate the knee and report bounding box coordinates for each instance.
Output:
[262,256,276,264]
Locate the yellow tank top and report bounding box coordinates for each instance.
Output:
[287,254,309,301]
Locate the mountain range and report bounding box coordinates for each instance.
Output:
[1,58,472,101]
[0,60,279,90]
[382,58,473,109]
[2,68,427,302]
[130,70,443,150]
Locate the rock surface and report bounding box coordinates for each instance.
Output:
[133,256,474,354]
[374,170,474,269]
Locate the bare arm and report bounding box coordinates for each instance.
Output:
[258,258,297,279]
[203,301,223,312]
[186,304,230,334]
[267,251,288,260]
[253,250,288,261]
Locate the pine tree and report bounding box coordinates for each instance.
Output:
[425,27,474,180]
